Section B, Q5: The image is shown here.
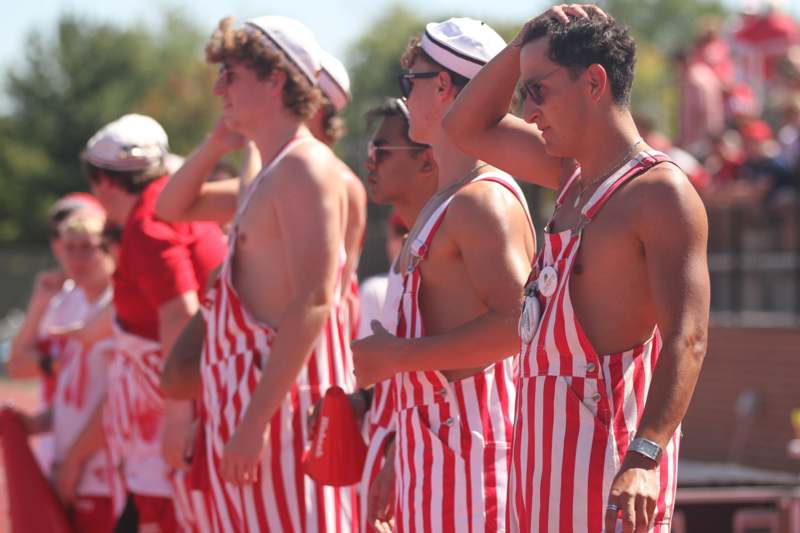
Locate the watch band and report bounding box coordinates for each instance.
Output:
[628,437,663,462]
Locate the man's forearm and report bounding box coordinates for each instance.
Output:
[238,299,331,433]
[632,331,707,450]
[7,299,50,378]
[444,43,520,142]
[155,138,226,221]
[66,401,106,467]
[395,310,519,373]
[161,311,205,399]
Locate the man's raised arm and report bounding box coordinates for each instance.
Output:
[155,119,246,224]
[442,23,562,188]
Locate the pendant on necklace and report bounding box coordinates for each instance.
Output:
[573,191,582,208]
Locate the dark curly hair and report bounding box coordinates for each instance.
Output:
[205,17,322,120]
[522,14,636,106]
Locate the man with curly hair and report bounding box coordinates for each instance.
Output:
[444,4,709,532]
[309,50,367,343]
[158,16,356,532]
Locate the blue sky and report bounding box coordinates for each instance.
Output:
[4,0,799,83]
[2,0,539,73]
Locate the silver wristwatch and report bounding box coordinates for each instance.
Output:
[628,437,663,463]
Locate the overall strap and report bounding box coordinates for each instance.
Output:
[235,136,312,221]
[555,167,582,206]
[581,150,674,221]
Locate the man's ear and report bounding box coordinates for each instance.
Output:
[419,147,437,175]
[267,69,287,93]
[585,64,609,103]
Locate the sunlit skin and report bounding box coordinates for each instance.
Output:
[364,114,437,214]
[353,53,536,386]
[443,4,710,532]
[167,56,350,488]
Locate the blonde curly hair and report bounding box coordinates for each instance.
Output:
[206,17,322,120]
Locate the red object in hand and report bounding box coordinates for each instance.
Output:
[302,386,367,486]
[0,407,72,533]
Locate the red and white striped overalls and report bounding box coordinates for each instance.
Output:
[359,266,401,532]
[392,171,529,533]
[199,137,357,532]
[509,151,681,533]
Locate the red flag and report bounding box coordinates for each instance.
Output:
[302,386,367,486]
[0,407,71,533]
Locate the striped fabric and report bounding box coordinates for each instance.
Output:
[390,172,530,533]
[509,150,681,533]
[173,469,214,533]
[103,322,173,502]
[199,137,357,532]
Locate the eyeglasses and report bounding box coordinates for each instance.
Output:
[367,140,423,162]
[398,71,441,98]
[518,67,562,106]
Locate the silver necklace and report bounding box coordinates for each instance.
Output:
[573,139,642,208]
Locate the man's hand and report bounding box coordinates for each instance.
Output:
[52,457,82,505]
[604,455,660,533]
[208,118,247,154]
[162,416,196,470]
[220,423,264,486]
[512,4,608,47]
[31,270,67,308]
[368,443,396,533]
[352,321,406,388]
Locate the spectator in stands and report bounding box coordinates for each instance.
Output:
[675,49,726,157]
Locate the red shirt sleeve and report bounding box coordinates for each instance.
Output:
[128,218,200,310]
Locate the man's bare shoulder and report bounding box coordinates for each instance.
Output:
[270,140,339,193]
[627,162,707,236]
[445,173,527,241]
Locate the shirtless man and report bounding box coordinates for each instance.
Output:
[443,5,710,532]
[352,18,550,532]
[159,16,355,532]
[82,113,226,531]
[358,97,436,532]
[307,50,367,340]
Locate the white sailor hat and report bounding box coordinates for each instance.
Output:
[421,18,507,79]
[245,16,322,86]
[83,114,168,173]
[319,50,351,112]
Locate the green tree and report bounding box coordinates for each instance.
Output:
[0,10,218,243]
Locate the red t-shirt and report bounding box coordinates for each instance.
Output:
[114,177,226,340]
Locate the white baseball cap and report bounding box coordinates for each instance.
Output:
[421,18,507,79]
[83,114,169,173]
[245,16,322,86]
[319,50,351,112]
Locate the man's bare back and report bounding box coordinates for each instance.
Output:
[398,169,535,381]
[232,139,348,326]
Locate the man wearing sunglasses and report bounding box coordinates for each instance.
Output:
[157,16,357,532]
[444,5,709,533]
[352,18,541,531]
[359,97,437,532]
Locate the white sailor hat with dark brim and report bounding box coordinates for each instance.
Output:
[83,114,169,173]
[420,18,507,80]
[319,50,351,112]
[245,15,322,87]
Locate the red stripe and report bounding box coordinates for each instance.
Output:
[537,377,556,532]
[439,401,456,533]
[559,377,580,533]
[419,406,435,533]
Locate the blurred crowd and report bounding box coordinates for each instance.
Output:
[643,2,800,253]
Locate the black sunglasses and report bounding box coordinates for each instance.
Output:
[397,71,441,98]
